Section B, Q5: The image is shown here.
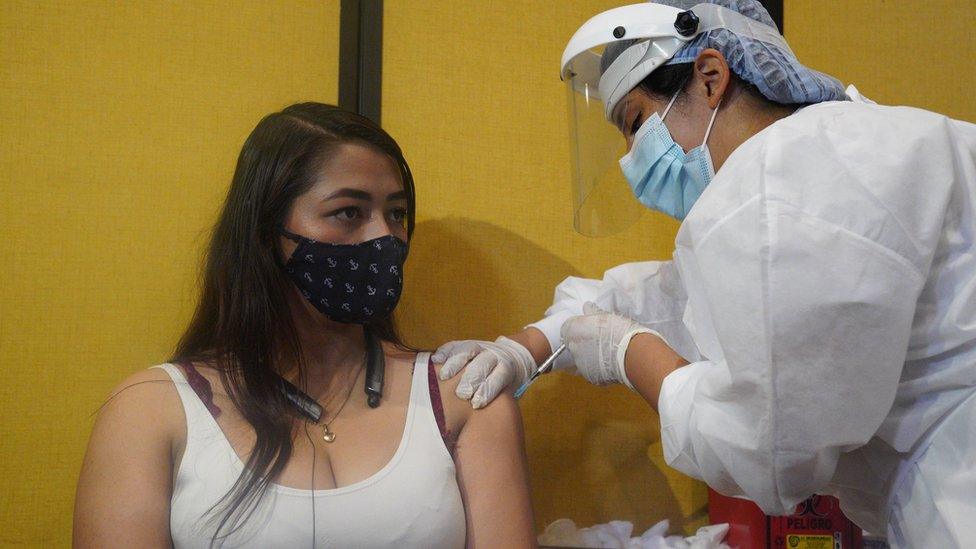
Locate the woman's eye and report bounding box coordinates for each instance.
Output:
[388,208,408,226]
[331,207,362,221]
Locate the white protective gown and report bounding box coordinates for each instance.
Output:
[530,87,976,546]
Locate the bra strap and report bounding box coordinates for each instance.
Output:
[426,359,455,454]
[179,362,222,418]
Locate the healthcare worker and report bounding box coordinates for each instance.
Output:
[434,0,976,546]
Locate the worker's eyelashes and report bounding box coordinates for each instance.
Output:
[628,111,647,136]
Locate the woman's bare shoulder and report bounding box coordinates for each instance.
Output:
[97,365,186,440]
[432,366,469,416]
[75,367,185,546]
[383,346,475,430]
[438,367,522,440]
[107,366,179,400]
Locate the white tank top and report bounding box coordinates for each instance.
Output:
[156,353,466,548]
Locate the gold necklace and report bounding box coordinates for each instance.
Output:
[318,355,365,443]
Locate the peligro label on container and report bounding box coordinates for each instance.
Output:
[785,533,835,549]
[771,495,857,549]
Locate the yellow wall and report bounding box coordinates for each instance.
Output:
[3,0,975,546]
[0,1,339,545]
[787,0,976,123]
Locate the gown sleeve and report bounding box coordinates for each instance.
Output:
[528,260,702,365]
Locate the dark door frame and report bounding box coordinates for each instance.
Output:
[338,0,383,124]
[763,0,784,33]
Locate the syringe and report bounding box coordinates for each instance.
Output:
[514,343,568,399]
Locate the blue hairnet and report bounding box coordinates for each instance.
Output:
[604,0,847,105]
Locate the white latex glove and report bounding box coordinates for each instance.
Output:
[560,302,664,389]
[432,336,536,409]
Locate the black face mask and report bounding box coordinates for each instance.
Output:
[280,227,408,324]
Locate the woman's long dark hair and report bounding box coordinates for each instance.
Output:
[170,103,415,541]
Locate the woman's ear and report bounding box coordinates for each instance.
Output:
[693,48,731,109]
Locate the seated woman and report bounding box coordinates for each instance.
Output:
[73,103,536,548]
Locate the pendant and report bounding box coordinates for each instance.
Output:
[322,425,336,443]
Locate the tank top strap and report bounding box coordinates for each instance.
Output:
[408,352,432,407]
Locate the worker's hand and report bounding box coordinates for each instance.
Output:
[560,302,662,388]
[433,337,536,409]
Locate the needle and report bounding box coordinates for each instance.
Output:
[514,343,568,399]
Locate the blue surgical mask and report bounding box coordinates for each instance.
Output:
[618,89,720,221]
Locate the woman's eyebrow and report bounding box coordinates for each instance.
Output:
[387,190,408,201]
[323,188,372,201]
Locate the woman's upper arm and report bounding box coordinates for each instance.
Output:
[73,368,183,548]
[453,391,536,548]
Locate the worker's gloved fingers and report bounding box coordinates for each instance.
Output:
[432,340,477,364]
[493,336,537,387]
[561,312,619,386]
[563,340,589,379]
[548,342,578,373]
[560,314,595,346]
[471,363,515,409]
[439,348,480,382]
[578,362,610,386]
[562,339,588,379]
[455,352,499,401]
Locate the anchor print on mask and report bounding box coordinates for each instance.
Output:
[280,227,408,324]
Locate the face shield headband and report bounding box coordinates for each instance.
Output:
[561,2,794,121]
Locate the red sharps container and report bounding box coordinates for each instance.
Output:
[708,488,863,548]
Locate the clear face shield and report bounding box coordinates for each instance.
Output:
[564,49,646,237]
[561,2,792,236]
